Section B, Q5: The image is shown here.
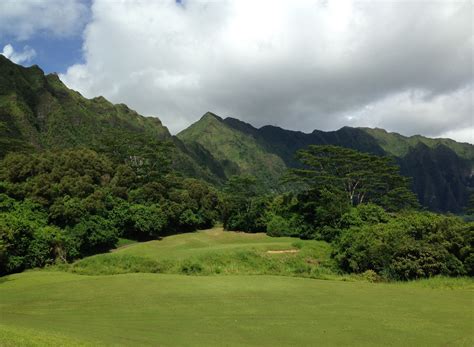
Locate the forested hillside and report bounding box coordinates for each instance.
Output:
[0,55,223,184]
[179,115,473,212]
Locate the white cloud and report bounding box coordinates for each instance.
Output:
[0,0,89,40]
[439,128,473,145]
[344,86,473,140]
[61,0,473,143]
[1,44,36,64]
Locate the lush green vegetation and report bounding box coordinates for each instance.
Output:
[178,113,473,213]
[1,136,472,285]
[177,112,287,187]
[1,55,472,213]
[0,148,219,275]
[220,146,473,280]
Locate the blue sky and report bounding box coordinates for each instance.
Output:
[0,0,91,73]
[1,36,85,74]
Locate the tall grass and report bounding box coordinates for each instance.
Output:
[61,242,343,280]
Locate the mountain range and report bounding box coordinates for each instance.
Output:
[1,55,472,212]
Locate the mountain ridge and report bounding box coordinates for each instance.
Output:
[0,55,225,183]
[179,114,473,212]
[1,56,472,212]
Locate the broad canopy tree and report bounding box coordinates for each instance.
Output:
[289,145,419,211]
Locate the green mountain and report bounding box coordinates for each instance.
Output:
[178,115,473,213]
[177,113,287,187]
[1,55,472,212]
[0,55,223,183]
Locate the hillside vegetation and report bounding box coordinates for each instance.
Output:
[179,114,473,212]
[0,55,222,183]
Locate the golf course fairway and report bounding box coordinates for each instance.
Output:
[0,270,472,346]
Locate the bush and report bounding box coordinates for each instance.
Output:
[266,213,298,237]
[361,270,381,283]
[333,211,472,280]
[67,215,118,256]
[339,204,389,229]
[26,226,68,268]
[113,204,169,240]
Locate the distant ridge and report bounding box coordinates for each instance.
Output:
[179,114,473,213]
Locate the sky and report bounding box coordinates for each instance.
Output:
[0,0,472,143]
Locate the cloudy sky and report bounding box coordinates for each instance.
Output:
[1,0,472,143]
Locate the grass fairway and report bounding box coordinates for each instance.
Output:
[0,229,473,346]
[1,272,473,346]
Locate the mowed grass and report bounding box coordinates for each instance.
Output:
[64,228,338,278]
[1,228,473,346]
[0,271,472,346]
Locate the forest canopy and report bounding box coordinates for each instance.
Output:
[0,144,472,280]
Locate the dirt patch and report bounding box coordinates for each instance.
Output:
[266,249,300,254]
[305,257,320,265]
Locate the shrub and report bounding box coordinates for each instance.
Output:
[333,211,472,280]
[266,213,296,237]
[361,270,381,283]
[123,204,168,240]
[67,215,118,256]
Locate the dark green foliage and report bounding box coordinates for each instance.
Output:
[124,204,167,240]
[333,212,473,280]
[265,194,306,237]
[97,131,173,183]
[289,145,419,210]
[339,203,390,229]
[221,175,269,232]
[66,216,118,256]
[466,193,474,216]
[0,147,221,275]
[293,187,351,240]
[0,197,48,274]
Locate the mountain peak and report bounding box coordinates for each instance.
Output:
[200,112,223,122]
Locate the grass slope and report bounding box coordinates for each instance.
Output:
[1,229,473,346]
[0,271,472,346]
[66,228,336,278]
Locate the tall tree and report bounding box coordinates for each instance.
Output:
[289,145,419,211]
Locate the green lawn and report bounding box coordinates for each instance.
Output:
[0,229,473,346]
[1,271,472,346]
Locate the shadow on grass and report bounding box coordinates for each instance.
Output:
[0,276,11,284]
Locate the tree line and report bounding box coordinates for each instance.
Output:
[221,146,473,280]
[0,142,472,280]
